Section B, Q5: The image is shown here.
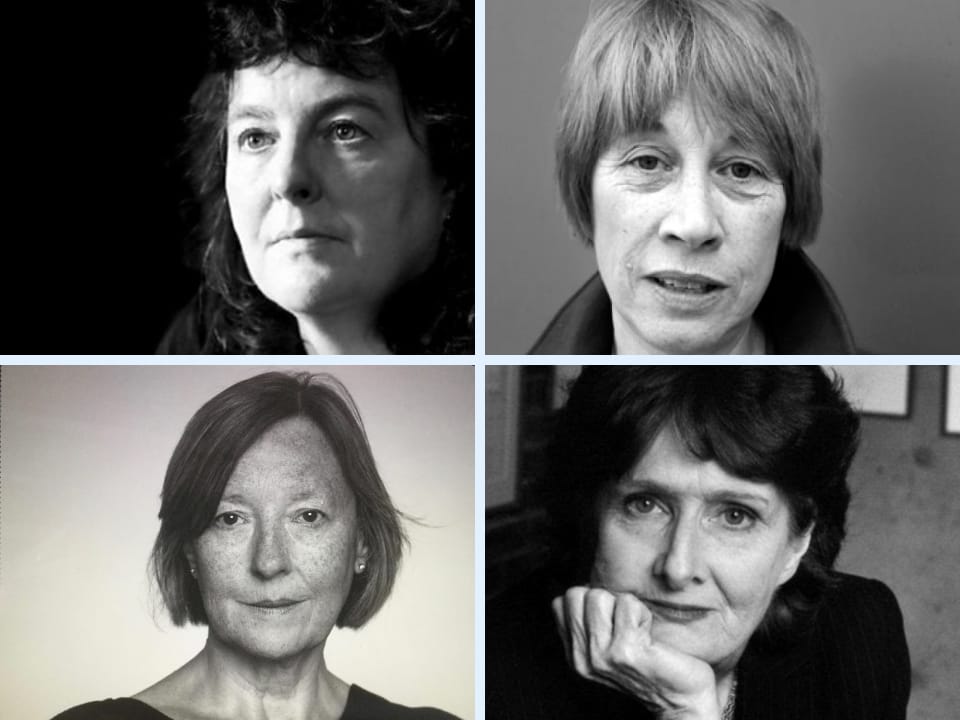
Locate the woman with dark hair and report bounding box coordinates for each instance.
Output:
[533,0,855,354]
[159,0,473,354]
[488,366,910,719]
[54,372,461,719]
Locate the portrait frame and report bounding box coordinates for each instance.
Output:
[827,365,913,419]
[943,367,960,436]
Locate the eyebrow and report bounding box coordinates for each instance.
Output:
[227,92,389,126]
[619,477,771,508]
[218,489,326,506]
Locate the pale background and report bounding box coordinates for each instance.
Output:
[0,365,474,720]
[486,0,960,353]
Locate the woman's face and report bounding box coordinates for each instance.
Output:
[225,57,450,325]
[188,415,365,661]
[591,427,810,673]
[590,96,786,354]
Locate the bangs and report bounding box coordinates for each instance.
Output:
[591,0,796,177]
[558,0,822,246]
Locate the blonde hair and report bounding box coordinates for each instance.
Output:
[557,0,822,249]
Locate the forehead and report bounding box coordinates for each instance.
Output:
[227,57,403,119]
[224,415,352,503]
[627,427,783,504]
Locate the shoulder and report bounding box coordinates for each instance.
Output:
[740,572,910,719]
[51,698,171,720]
[487,573,652,720]
[344,685,461,720]
[760,250,857,354]
[530,274,613,354]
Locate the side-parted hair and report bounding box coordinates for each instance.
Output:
[557,0,822,249]
[186,0,474,353]
[542,366,859,646]
[151,371,407,629]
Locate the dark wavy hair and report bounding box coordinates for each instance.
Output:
[150,371,407,629]
[541,366,859,647]
[184,0,473,353]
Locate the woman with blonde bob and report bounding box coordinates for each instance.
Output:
[54,372,460,720]
[533,0,856,354]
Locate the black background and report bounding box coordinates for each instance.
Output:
[5,3,209,353]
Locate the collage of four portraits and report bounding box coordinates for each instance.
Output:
[2,1,959,719]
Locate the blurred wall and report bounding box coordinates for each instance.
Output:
[486,0,960,353]
[837,366,960,720]
[0,366,474,720]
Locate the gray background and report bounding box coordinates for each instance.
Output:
[486,0,960,354]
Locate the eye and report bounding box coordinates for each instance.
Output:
[327,120,368,143]
[629,154,665,171]
[623,493,660,516]
[237,128,275,152]
[723,161,764,181]
[720,506,757,529]
[297,509,326,524]
[214,511,245,528]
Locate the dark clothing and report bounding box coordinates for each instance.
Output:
[53,685,461,720]
[531,249,856,354]
[487,571,910,720]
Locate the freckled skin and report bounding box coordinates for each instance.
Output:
[591,96,786,354]
[188,416,364,663]
[225,58,450,343]
[591,428,810,675]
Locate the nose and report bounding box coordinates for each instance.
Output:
[251,522,292,579]
[653,513,705,590]
[658,170,723,249]
[269,137,320,205]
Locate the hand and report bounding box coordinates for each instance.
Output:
[553,586,721,720]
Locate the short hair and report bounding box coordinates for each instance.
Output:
[541,366,859,646]
[557,0,822,250]
[151,371,407,629]
[184,0,474,353]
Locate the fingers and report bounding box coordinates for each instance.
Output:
[553,587,619,682]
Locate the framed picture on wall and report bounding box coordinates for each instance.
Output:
[944,367,960,436]
[827,366,912,418]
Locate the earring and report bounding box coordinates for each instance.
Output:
[356,559,367,574]
[189,566,197,578]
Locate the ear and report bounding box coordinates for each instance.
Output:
[354,533,370,573]
[777,523,813,586]
[184,544,197,575]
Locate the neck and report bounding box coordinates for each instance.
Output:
[612,315,765,355]
[188,635,349,720]
[294,311,391,355]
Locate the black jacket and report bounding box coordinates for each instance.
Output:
[487,571,910,720]
[531,250,856,354]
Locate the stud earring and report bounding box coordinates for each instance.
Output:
[189,566,197,578]
[356,560,367,574]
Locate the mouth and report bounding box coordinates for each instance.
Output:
[246,598,303,612]
[642,598,712,622]
[273,228,343,245]
[645,272,726,295]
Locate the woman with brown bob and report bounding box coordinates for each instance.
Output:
[488,366,909,718]
[55,372,461,719]
[533,0,855,354]
[159,0,473,354]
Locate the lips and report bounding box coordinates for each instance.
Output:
[646,271,726,294]
[273,227,343,245]
[247,598,302,609]
[643,598,712,621]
